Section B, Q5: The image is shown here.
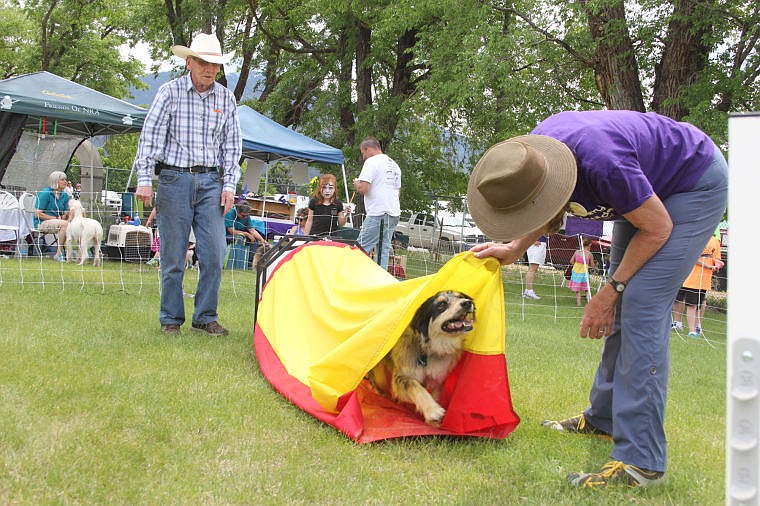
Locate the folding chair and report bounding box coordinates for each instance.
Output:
[224,235,251,270]
[0,190,21,255]
[19,191,57,256]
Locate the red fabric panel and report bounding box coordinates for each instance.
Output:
[254,324,520,443]
[254,324,364,441]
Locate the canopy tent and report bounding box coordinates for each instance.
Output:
[237,105,349,225]
[238,105,344,165]
[0,71,147,194]
[0,71,146,137]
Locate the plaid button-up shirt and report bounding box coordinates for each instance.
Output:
[133,73,242,193]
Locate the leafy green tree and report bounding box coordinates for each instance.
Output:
[9,0,759,211]
[2,0,147,98]
[128,0,257,97]
[244,0,471,211]
[487,0,760,143]
[0,2,36,79]
[99,133,140,190]
[100,133,140,171]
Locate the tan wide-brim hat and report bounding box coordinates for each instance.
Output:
[171,33,234,65]
[467,135,577,242]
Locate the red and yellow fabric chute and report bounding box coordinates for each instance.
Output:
[254,241,519,443]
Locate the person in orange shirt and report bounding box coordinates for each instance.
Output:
[671,235,724,337]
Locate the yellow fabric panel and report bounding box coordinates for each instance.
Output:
[256,243,505,412]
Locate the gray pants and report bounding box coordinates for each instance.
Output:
[585,147,728,472]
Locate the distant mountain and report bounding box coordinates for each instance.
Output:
[128,71,262,107]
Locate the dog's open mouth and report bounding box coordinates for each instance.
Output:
[442,315,474,333]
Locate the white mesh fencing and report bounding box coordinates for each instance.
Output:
[0,196,727,343]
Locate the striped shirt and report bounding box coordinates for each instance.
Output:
[133,73,242,193]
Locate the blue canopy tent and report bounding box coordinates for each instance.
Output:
[238,105,343,165]
[237,106,349,218]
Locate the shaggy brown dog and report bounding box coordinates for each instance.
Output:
[368,291,475,426]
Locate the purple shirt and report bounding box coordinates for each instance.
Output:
[532,110,715,220]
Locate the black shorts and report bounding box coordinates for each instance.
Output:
[676,287,706,306]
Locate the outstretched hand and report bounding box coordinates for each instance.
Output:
[470,242,523,266]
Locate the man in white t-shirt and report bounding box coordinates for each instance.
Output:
[353,137,401,270]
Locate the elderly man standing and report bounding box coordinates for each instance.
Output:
[133,33,242,336]
[353,137,402,270]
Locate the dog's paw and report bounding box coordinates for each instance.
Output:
[424,405,446,427]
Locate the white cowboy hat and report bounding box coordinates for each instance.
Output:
[171,33,233,65]
[467,135,577,242]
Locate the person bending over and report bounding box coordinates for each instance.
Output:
[469,110,727,489]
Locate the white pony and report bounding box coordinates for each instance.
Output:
[65,200,103,266]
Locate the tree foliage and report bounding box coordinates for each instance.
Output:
[1,0,147,98]
[3,0,759,211]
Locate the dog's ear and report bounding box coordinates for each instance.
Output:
[409,295,436,338]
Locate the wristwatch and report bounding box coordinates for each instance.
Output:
[608,278,626,294]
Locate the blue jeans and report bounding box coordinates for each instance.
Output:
[584,147,728,472]
[156,170,226,326]
[357,214,399,270]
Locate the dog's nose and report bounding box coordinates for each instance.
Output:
[461,299,473,310]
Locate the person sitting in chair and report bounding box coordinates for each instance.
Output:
[286,207,310,236]
[224,201,267,266]
[34,171,70,262]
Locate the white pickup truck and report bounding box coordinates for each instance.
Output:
[395,210,489,252]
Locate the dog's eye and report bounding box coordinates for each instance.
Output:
[437,301,448,310]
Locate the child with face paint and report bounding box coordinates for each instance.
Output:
[304,174,350,236]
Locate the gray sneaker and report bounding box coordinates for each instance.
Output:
[191,321,229,336]
[568,460,665,489]
[542,413,610,438]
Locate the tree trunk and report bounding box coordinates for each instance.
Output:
[355,22,372,112]
[283,75,322,127]
[337,26,356,147]
[40,0,59,70]
[233,11,256,101]
[214,1,228,88]
[581,0,645,111]
[164,0,187,46]
[380,28,420,148]
[257,44,279,104]
[651,0,712,120]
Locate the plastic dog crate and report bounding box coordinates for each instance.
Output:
[106,224,153,263]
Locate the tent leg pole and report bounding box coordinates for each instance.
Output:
[341,163,352,227]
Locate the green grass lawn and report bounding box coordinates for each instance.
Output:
[0,258,726,505]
